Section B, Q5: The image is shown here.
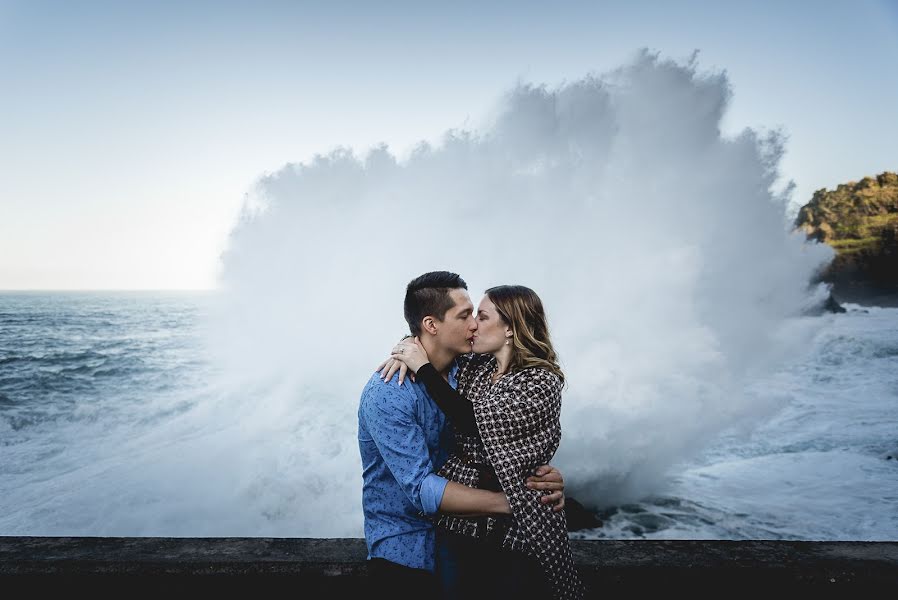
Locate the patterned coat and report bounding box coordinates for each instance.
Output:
[436,353,585,599]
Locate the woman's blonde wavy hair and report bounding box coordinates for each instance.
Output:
[485,285,564,383]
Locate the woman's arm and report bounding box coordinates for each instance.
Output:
[414,363,477,435]
[391,337,478,435]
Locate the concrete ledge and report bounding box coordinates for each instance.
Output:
[2,537,897,590]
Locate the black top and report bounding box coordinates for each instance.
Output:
[415,362,477,435]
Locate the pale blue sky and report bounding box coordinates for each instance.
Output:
[1,0,896,289]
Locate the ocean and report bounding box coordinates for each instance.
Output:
[1,291,895,540]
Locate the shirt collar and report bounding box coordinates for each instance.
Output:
[447,356,463,390]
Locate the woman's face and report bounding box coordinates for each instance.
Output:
[472,295,511,354]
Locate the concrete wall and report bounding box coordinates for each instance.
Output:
[2,537,897,591]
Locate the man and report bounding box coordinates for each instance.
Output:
[357,271,565,596]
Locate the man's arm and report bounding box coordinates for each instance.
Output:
[362,388,514,517]
[362,391,449,515]
[441,465,565,516]
[438,468,564,516]
[439,481,510,517]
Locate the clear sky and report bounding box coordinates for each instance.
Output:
[1,0,896,290]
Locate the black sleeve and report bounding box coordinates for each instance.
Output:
[415,363,477,435]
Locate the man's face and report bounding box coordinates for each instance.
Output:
[433,288,477,356]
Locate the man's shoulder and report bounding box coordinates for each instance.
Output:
[360,371,419,413]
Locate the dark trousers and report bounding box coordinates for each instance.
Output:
[368,557,438,600]
[436,530,551,600]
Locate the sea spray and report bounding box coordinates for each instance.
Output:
[209,50,833,531]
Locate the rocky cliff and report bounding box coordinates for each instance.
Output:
[794,171,898,304]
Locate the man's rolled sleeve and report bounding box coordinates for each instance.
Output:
[420,472,449,515]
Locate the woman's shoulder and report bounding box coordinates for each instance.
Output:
[508,366,563,391]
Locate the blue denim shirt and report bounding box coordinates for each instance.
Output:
[358,363,459,572]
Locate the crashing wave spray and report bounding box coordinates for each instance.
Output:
[207,50,834,534]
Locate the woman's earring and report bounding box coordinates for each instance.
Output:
[505,340,510,345]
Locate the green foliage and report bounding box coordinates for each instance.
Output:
[828,236,880,255]
[794,171,898,249]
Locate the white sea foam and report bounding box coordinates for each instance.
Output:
[202,50,833,533]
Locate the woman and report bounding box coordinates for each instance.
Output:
[380,285,584,600]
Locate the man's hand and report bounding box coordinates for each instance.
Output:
[526,465,565,512]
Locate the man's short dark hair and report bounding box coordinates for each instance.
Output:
[404,271,468,336]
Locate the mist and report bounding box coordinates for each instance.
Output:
[186,50,836,536]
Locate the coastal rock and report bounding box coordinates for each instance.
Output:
[794,171,898,305]
[565,497,604,531]
[822,292,847,313]
[801,287,847,316]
